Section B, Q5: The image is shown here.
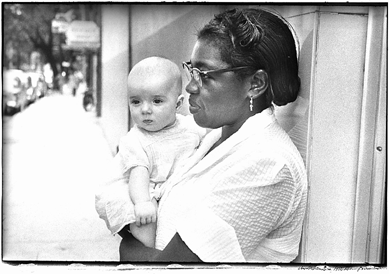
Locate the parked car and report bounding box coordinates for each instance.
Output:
[3,69,28,116]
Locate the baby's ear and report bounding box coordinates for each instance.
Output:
[176,94,185,111]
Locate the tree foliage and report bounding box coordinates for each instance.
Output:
[3,4,78,79]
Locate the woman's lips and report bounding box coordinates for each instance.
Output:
[189,100,200,114]
[189,106,200,114]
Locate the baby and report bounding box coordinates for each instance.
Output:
[115,56,205,247]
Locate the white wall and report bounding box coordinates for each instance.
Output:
[100,5,130,154]
[305,7,368,263]
[270,6,386,264]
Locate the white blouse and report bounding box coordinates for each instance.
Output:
[155,108,308,263]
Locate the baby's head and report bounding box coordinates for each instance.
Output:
[127,56,183,132]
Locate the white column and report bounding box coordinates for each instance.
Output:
[100,5,130,154]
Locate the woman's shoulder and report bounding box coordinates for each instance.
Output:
[261,122,306,175]
[242,121,305,169]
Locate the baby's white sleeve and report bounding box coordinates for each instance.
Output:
[116,130,149,175]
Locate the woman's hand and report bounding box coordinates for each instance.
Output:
[134,201,157,226]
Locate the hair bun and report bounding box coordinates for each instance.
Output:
[220,9,264,50]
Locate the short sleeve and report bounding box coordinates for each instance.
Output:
[116,129,150,175]
[207,165,296,258]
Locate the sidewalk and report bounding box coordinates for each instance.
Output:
[2,94,121,262]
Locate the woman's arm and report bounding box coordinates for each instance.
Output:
[119,229,202,262]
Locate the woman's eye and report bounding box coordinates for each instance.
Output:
[131,100,140,105]
[200,72,211,80]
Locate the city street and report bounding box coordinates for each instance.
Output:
[2,93,121,262]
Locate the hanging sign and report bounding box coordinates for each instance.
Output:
[65,20,100,50]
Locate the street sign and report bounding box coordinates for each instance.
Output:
[65,20,100,50]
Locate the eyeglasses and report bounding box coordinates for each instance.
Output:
[182,61,251,87]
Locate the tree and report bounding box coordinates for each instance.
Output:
[3,4,78,85]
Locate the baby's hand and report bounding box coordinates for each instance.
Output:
[134,201,157,227]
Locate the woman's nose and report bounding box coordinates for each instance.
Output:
[185,78,200,94]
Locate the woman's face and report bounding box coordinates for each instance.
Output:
[185,40,251,131]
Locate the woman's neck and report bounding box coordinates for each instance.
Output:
[208,103,269,153]
[207,111,254,154]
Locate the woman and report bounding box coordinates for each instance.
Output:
[96,7,307,263]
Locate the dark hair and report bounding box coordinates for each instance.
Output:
[197,8,300,106]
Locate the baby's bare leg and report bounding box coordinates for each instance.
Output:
[130,221,156,248]
[130,198,158,248]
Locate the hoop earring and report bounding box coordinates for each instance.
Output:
[250,97,254,112]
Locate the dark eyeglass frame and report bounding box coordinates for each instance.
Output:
[182,61,251,87]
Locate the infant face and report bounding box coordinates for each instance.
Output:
[128,76,179,132]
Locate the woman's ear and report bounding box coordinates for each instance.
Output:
[176,94,185,111]
[248,70,269,99]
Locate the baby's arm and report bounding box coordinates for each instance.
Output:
[128,166,157,227]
